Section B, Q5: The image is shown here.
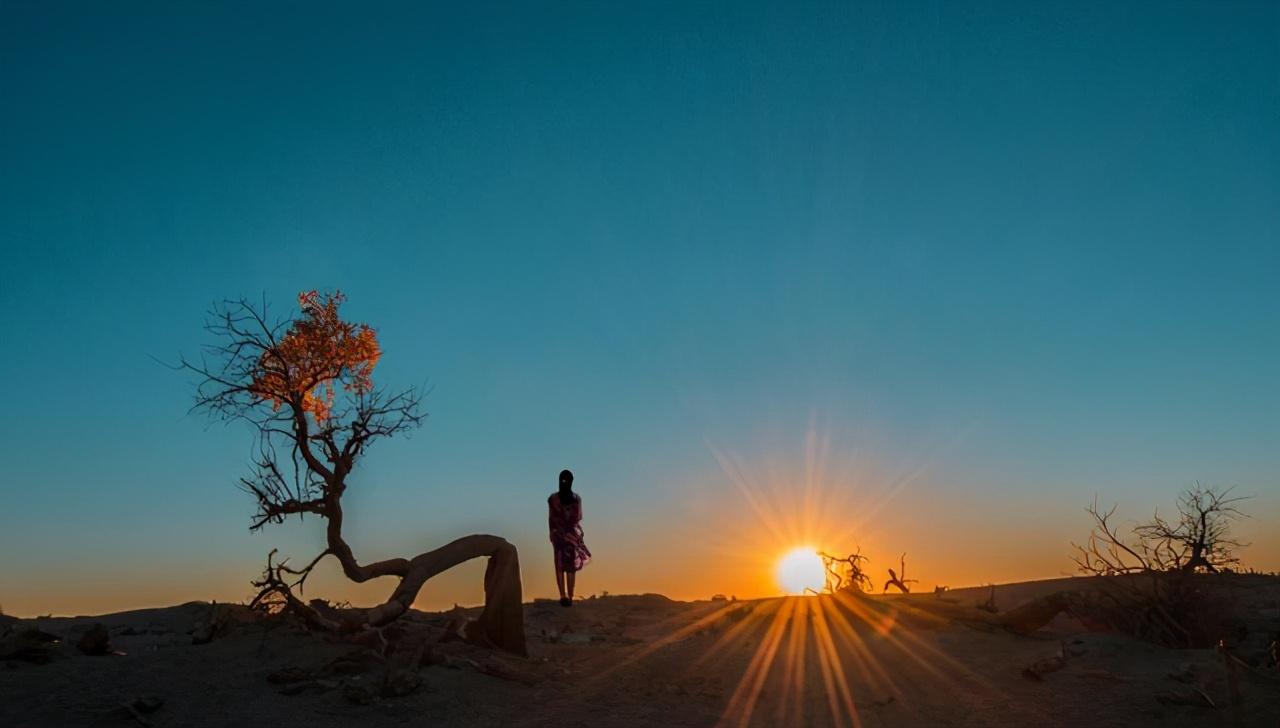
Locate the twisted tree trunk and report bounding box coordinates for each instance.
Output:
[249,419,529,655]
[258,535,527,656]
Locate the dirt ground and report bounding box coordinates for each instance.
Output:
[3,577,1278,727]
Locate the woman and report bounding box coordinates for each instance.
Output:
[548,469,591,607]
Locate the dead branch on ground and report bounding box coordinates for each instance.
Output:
[883,553,919,594]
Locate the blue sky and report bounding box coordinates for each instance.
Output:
[2,1,1277,615]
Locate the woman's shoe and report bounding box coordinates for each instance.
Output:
[559,597,571,607]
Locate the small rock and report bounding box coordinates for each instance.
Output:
[381,671,422,697]
[76,623,112,656]
[343,684,375,705]
[1022,658,1065,681]
[1021,645,1067,681]
[190,625,214,644]
[190,603,226,645]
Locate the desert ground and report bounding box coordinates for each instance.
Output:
[3,577,1278,728]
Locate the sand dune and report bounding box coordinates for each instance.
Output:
[3,577,1278,727]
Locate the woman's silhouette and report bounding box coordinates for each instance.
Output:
[548,469,591,607]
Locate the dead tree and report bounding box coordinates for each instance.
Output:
[1067,484,1251,647]
[1134,485,1248,573]
[820,549,872,593]
[883,553,918,594]
[1069,496,1151,575]
[1071,485,1248,576]
[179,291,525,654]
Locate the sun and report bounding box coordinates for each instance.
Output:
[776,547,826,595]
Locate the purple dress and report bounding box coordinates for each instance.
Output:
[548,493,591,572]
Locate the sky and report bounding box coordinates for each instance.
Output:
[1,1,1277,617]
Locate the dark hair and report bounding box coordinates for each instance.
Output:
[557,469,575,505]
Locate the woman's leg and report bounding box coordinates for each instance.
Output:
[566,569,576,600]
[555,563,566,600]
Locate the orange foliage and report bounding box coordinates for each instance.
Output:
[253,291,381,422]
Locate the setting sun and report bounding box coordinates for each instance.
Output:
[775,547,826,595]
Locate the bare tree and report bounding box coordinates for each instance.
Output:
[179,291,525,654]
[1067,484,1250,647]
[1070,497,1152,575]
[820,549,872,593]
[1134,485,1248,573]
[1071,484,1248,576]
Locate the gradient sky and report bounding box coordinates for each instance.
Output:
[2,2,1277,617]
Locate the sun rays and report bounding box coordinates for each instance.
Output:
[701,423,940,599]
[569,424,1005,727]
[711,595,884,727]
[707,593,1011,727]
[682,426,1005,725]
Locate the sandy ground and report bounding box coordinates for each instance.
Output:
[3,577,1278,727]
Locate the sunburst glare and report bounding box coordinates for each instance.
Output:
[776,547,826,595]
[575,426,1006,728]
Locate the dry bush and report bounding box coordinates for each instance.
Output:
[1067,573,1230,648]
[1071,484,1248,575]
[1068,484,1250,648]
